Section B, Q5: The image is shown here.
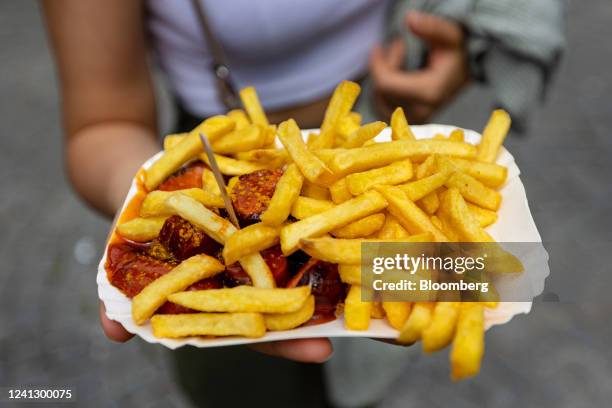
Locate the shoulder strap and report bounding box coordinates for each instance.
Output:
[190,0,241,110]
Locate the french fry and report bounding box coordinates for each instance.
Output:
[222,223,281,265]
[466,203,498,228]
[335,115,361,145]
[168,286,311,314]
[345,285,371,330]
[265,295,315,331]
[260,164,304,226]
[278,119,336,186]
[234,148,288,166]
[399,168,452,202]
[291,197,335,219]
[450,303,485,380]
[163,133,187,150]
[342,121,387,148]
[145,116,234,190]
[201,168,222,196]
[140,189,224,217]
[477,109,511,163]
[397,302,434,344]
[382,302,412,330]
[329,177,352,204]
[422,302,461,352]
[430,215,443,230]
[151,313,266,338]
[346,160,413,195]
[165,194,275,287]
[417,154,437,179]
[440,157,507,188]
[377,214,411,239]
[331,213,385,239]
[227,109,250,129]
[330,140,476,175]
[240,86,269,126]
[299,234,434,264]
[438,189,494,242]
[445,171,501,211]
[338,264,361,285]
[262,124,278,147]
[448,129,464,142]
[376,185,448,242]
[371,301,386,318]
[301,180,331,200]
[116,216,168,242]
[391,107,416,141]
[132,254,224,325]
[312,81,361,149]
[200,153,269,175]
[212,125,265,154]
[280,190,388,254]
[417,191,440,215]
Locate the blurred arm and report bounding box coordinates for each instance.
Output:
[42,0,159,217]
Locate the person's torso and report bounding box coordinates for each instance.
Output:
[146,0,390,116]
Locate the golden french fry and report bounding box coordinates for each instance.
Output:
[391,107,416,141]
[145,116,234,190]
[301,180,331,200]
[345,285,371,330]
[377,214,411,239]
[227,109,250,129]
[399,168,452,202]
[438,188,494,242]
[262,124,277,147]
[278,119,336,186]
[212,125,265,154]
[290,196,335,219]
[417,154,437,179]
[299,234,433,264]
[477,109,511,163]
[240,86,269,126]
[382,302,412,330]
[330,140,476,175]
[346,160,413,196]
[280,190,388,254]
[312,81,361,149]
[329,177,352,204]
[168,286,311,313]
[116,216,168,242]
[200,153,269,175]
[234,148,288,166]
[466,203,498,228]
[132,254,224,325]
[222,223,281,265]
[151,313,266,338]
[338,264,361,285]
[448,129,464,142]
[201,168,222,196]
[164,194,275,287]
[397,302,434,344]
[422,302,461,352]
[265,295,315,331]
[440,157,507,188]
[371,301,386,319]
[260,164,304,226]
[335,115,361,145]
[331,213,386,239]
[163,133,187,150]
[430,215,443,230]
[417,191,440,215]
[450,303,485,381]
[376,185,448,242]
[140,189,224,217]
[342,121,387,148]
[445,171,501,211]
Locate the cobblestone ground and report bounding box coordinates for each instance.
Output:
[1,1,611,407]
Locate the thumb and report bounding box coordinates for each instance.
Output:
[405,10,463,48]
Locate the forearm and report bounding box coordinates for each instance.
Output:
[67,121,159,217]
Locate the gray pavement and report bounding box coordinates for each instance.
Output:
[1,1,611,407]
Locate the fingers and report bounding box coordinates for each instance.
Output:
[405,11,464,48]
[99,301,134,342]
[385,37,405,69]
[249,338,333,363]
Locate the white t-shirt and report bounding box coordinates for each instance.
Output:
[146,0,389,116]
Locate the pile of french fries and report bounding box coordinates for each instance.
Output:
[112,81,513,380]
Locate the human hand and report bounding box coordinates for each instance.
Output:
[370,11,469,123]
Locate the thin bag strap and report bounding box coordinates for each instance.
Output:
[190,0,241,110]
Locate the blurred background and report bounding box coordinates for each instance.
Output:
[1,1,611,407]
